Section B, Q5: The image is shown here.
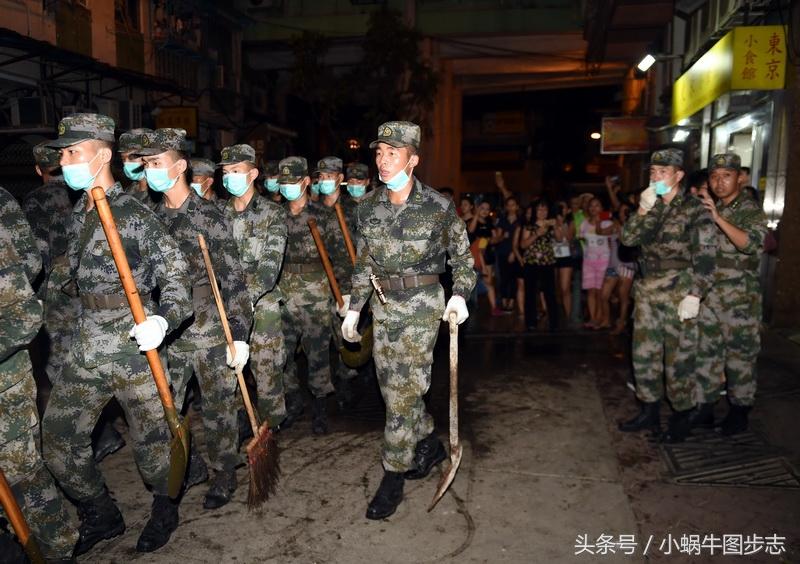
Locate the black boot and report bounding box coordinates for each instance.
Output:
[237,408,254,447]
[661,410,692,443]
[281,391,304,430]
[203,470,237,510]
[366,471,404,520]
[136,495,178,553]
[687,402,715,429]
[404,434,447,480]
[618,401,661,433]
[184,443,209,491]
[720,405,751,436]
[92,423,126,464]
[74,492,125,556]
[311,396,329,435]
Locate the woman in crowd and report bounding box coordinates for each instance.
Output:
[579,197,613,329]
[552,200,575,324]
[518,200,558,331]
[468,200,501,315]
[496,196,524,315]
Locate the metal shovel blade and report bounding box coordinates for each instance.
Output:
[165,409,191,499]
[428,442,463,511]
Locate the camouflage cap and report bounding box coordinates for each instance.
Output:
[346,163,369,180]
[649,148,684,169]
[369,121,420,150]
[315,156,343,174]
[46,113,116,147]
[191,158,215,177]
[118,128,154,153]
[218,144,256,166]
[33,142,61,169]
[277,156,308,183]
[264,159,280,176]
[709,153,742,172]
[136,128,189,156]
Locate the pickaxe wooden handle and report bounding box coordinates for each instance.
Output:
[0,466,44,564]
[308,218,344,310]
[333,203,357,266]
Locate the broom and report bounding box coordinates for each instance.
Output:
[197,234,279,510]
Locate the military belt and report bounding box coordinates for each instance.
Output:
[377,274,439,292]
[716,257,759,270]
[642,257,691,275]
[283,262,323,274]
[80,292,150,310]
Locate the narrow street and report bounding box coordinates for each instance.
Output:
[82,317,800,563]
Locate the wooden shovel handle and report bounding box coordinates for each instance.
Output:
[197,234,259,436]
[448,312,459,449]
[308,219,344,309]
[90,187,174,412]
[0,467,43,564]
[333,203,357,266]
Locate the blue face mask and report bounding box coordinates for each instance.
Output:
[318,179,338,195]
[347,183,366,198]
[265,178,279,193]
[191,182,207,197]
[652,180,673,196]
[123,162,145,181]
[311,182,320,195]
[280,182,304,201]
[380,159,413,192]
[62,152,102,191]
[145,161,181,193]
[223,172,251,197]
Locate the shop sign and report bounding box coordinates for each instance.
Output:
[155,106,198,138]
[601,117,649,154]
[672,26,786,124]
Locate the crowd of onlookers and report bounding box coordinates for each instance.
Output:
[451,173,642,333]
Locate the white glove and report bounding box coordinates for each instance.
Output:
[442,295,469,325]
[341,310,361,343]
[677,295,701,321]
[129,315,168,352]
[337,294,351,317]
[226,341,250,371]
[639,185,658,213]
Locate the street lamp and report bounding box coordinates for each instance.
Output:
[590,132,601,140]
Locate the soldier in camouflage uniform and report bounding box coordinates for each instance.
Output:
[220,145,288,429]
[263,159,282,203]
[190,157,220,206]
[694,154,768,435]
[22,142,79,390]
[277,157,336,433]
[313,157,362,409]
[119,127,154,207]
[618,148,717,443]
[341,122,475,519]
[139,129,253,508]
[345,162,371,204]
[40,114,193,555]
[0,186,79,560]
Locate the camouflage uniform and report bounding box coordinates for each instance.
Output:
[1,186,78,559]
[144,131,252,473]
[278,157,336,400]
[190,158,222,208]
[350,123,475,472]
[40,114,193,502]
[119,128,155,208]
[221,145,288,426]
[316,157,360,386]
[620,149,717,412]
[22,144,80,386]
[696,155,767,406]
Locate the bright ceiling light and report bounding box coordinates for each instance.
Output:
[590,132,601,140]
[672,129,690,142]
[637,54,656,72]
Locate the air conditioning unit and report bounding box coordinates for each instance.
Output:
[9,97,53,127]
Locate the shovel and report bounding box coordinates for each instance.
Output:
[0,466,44,564]
[90,187,189,498]
[428,312,463,511]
